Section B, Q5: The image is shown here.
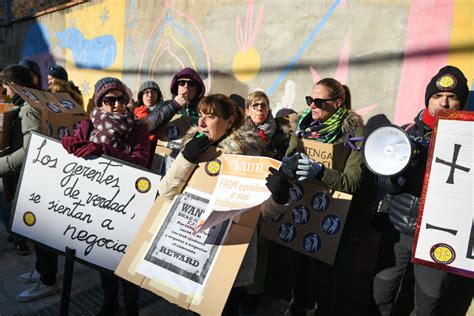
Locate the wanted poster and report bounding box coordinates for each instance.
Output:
[413,111,474,278]
[138,189,231,295]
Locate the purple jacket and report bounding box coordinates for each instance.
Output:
[73,119,150,167]
[169,67,206,100]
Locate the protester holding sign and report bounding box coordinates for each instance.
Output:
[372,66,470,316]
[0,65,41,257]
[283,78,364,315]
[59,77,150,315]
[158,94,290,315]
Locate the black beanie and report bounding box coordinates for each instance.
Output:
[48,65,68,82]
[425,65,469,108]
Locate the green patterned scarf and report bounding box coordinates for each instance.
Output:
[297,107,347,144]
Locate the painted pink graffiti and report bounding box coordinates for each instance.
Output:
[236,0,263,51]
[310,34,378,117]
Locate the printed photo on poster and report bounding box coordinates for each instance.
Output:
[140,189,230,292]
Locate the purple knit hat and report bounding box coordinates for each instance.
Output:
[93,77,128,107]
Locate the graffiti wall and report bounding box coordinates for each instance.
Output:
[0,0,472,124]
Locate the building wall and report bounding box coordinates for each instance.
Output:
[1,0,473,124]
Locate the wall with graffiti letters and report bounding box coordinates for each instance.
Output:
[1,0,473,124]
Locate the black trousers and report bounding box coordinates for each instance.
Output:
[373,229,448,316]
[34,244,58,286]
[99,271,140,316]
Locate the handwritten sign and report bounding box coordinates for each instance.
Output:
[195,154,281,233]
[413,111,474,278]
[11,132,161,270]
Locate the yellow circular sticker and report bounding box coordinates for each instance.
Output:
[135,177,151,193]
[436,74,457,90]
[205,159,221,176]
[23,211,36,227]
[430,243,455,265]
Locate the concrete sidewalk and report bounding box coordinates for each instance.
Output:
[0,224,288,315]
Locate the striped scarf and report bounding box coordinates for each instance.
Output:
[297,107,347,144]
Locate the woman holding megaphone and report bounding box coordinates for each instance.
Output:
[282,78,365,315]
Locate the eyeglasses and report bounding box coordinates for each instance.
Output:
[305,96,337,108]
[102,95,129,106]
[143,89,158,95]
[178,80,196,88]
[249,103,268,110]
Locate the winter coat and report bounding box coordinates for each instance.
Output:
[139,100,182,134]
[158,125,286,287]
[286,109,365,194]
[71,118,150,168]
[0,94,41,204]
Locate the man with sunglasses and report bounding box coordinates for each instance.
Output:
[283,78,365,316]
[145,67,206,132]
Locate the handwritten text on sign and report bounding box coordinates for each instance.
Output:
[11,133,161,270]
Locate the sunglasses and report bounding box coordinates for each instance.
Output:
[178,80,196,88]
[102,95,129,106]
[249,102,268,110]
[305,96,337,108]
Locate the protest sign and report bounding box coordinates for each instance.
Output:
[413,111,474,278]
[11,132,161,271]
[150,115,193,175]
[116,149,276,315]
[9,83,87,141]
[195,154,281,233]
[261,140,352,265]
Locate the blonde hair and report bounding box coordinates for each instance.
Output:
[245,90,270,108]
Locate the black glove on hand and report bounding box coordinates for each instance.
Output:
[181,133,211,163]
[266,167,290,205]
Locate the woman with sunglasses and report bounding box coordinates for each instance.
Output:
[284,78,364,316]
[61,77,150,315]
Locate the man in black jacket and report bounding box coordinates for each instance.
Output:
[372,66,469,316]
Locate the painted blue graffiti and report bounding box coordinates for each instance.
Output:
[55,27,117,69]
[22,23,51,57]
[265,0,340,96]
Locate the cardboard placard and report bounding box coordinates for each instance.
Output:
[116,149,276,315]
[261,140,352,265]
[8,83,87,141]
[151,115,194,175]
[413,111,474,278]
[11,133,161,271]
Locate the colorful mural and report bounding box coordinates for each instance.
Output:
[10,0,473,120]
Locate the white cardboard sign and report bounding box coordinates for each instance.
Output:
[413,113,474,278]
[11,132,161,271]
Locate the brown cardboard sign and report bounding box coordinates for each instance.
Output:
[8,83,87,140]
[261,140,351,265]
[301,138,350,171]
[260,181,351,265]
[116,149,264,315]
[151,115,194,175]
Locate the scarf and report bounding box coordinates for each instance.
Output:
[421,108,435,129]
[297,107,347,144]
[255,113,277,144]
[89,108,134,150]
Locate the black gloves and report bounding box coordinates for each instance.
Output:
[182,133,211,163]
[266,167,290,205]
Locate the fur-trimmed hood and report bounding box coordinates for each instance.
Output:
[181,125,265,156]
